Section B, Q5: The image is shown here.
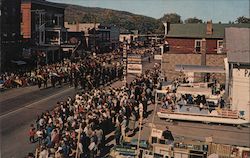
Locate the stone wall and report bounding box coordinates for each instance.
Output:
[162,53,226,83]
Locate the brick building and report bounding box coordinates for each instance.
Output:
[165,22,249,54]
[162,22,250,82]
[1,0,22,72]
[21,0,68,65]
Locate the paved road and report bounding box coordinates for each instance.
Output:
[129,102,250,147]
[0,86,77,158]
[1,57,249,158]
[0,57,158,158]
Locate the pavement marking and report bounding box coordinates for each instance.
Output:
[0,87,74,119]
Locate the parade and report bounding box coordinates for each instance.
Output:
[1,0,250,158]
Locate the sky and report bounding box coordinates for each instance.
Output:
[49,0,250,23]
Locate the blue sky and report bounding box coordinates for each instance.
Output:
[49,0,249,23]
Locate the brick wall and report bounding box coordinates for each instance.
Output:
[162,53,226,82]
[167,38,195,53]
[166,37,221,54]
[21,3,31,38]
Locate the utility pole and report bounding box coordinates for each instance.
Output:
[137,106,143,157]
[75,123,82,158]
[93,16,97,55]
[123,43,127,85]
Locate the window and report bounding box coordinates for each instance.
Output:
[217,40,223,53]
[195,40,202,52]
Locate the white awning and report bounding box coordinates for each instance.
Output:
[175,65,225,73]
[176,86,212,96]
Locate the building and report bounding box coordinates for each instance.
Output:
[64,22,100,33]
[162,22,249,81]
[97,25,120,52]
[225,27,250,121]
[165,21,249,54]
[119,29,139,44]
[21,0,68,65]
[1,0,22,72]
[65,22,119,53]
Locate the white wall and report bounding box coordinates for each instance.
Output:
[232,68,250,121]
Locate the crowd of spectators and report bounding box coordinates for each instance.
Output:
[0,52,123,90]
[27,64,162,158]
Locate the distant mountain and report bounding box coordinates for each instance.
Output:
[64,4,164,34]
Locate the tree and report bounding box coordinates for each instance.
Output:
[184,17,203,23]
[159,13,182,23]
[81,13,95,23]
[235,16,250,23]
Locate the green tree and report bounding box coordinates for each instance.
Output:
[235,16,250,23]
[159,13,182,23]
[184,17,203,23]
[81,13,95,23]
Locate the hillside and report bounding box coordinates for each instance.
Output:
[64,4,164,34]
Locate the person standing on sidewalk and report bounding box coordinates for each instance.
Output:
[28,124,36,143]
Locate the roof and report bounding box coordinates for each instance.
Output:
[166,23,250,39]
[22,0,66,9]
[175,65,225,73]
[225,27,250,64]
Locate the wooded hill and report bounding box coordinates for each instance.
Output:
[64,4,164,34]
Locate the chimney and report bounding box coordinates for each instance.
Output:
[206,20,213,35]
[201,38,206,66]
[163,22,170,36]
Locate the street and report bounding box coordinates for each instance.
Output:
[0,58,249,158]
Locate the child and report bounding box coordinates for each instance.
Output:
[29,124,36,143]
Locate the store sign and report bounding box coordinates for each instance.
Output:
[127,54,142,64]
[127,64,142,74]
[233,68,250,78]
[151,128,163,138]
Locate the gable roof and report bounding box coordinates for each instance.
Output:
[166,23,250,39]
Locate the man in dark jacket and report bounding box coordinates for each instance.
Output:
[162,126,174,144]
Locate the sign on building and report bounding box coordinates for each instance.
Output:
[232,68,250,121]
[127,54,142,74]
